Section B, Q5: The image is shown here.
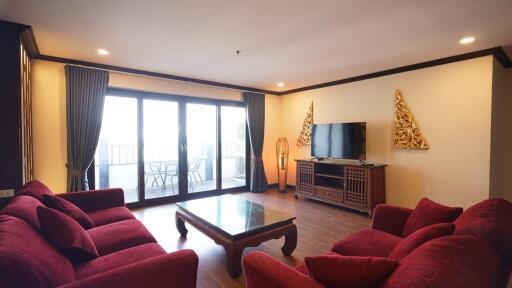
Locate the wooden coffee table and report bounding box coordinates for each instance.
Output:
[175,195,297,278]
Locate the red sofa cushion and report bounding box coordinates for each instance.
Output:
[305,254,397,288]
[87,219,157,256]
[454,198,512,261]
[74,243,166,280]
[43,194,95,229]
[87,206,135,226]
[331,229,402,257]
[381,235,500,288]
[17,180,54,201]
[38,206,98,263]
[402,198,462,236]
[0,214,75,288]
[388,223,455,260]
[2,195,44,230]
[295,252,339,276]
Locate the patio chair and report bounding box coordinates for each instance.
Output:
[144,162,163,189]
[188,159,203,184]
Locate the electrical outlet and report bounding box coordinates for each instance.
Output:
[0,189,14,198]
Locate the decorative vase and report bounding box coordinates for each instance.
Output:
[276,137,289,192]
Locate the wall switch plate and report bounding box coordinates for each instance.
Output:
[0,189,14,198]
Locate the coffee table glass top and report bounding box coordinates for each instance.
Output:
[176,195,295,237]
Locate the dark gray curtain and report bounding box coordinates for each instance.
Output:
[243,92,268,192]
[65,65,109,192]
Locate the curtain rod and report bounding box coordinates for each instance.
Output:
[35,55,277,95]
[63,62,245,92]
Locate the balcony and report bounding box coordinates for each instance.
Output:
[94,142,246,203]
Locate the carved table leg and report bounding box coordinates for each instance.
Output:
[281,224,297,255]
[224,244,243,278]
[175,212,188,238]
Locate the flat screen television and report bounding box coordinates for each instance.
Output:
[311,122,366,160]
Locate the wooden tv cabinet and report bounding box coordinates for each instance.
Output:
[295,159,387,217]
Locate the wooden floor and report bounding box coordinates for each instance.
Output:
[132,188,371,288]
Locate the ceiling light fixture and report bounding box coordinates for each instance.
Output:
[459,37,475,44]
[97,49,109,55]
[277,82,285,87]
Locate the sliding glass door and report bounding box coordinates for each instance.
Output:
[93,89,248,206]
[94,96,139,203]
[186,103,217,193]
[143,99,180,199]
[221,106,247,189]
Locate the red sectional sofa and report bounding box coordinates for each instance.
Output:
[0,183,198,288]
[244,198,512,288]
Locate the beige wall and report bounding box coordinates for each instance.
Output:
[32,60,68,192]
[31,60,280,192]
[280,56,495,208]
[490,59,512,201]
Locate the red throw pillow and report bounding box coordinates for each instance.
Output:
[43,194,95,229]
[17,180,54,201]
[402,198,462,236]
[304,255,397,288]
[388,223,455,260]
[37,206,98,263]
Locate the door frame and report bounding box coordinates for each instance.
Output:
[91,87,250,209]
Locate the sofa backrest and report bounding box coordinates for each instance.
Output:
[2,195,45,230]
[454,198,512,261]
[0,214,75,288]
[380,235,500,288]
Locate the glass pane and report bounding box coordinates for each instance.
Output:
[94,96,138,203]
[221,106,246,189]
[187,103,217,193]
[143,100,179,199]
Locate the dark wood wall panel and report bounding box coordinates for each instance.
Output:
[0,20,31,190]
[0,22,23,189]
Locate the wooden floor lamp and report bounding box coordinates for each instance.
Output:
[276,137,289,192]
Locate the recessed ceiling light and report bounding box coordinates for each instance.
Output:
[459,37,475,44]
[97,49,109,55]
[277,82,285,87]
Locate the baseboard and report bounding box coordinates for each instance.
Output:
[268,183,296,190]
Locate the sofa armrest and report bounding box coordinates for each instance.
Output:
[371,204,413,236]
[243,252,324,288]
[57,188,125,212]
[59,249,198,288]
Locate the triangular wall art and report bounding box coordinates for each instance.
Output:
[393,90,429,150]
[297,102,313,146]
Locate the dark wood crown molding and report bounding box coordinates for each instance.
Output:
[32,47,512,97]
[0,20,39,58]
[20,27,40,57]
[6,18,509,96]
[277,47,512,95]
[34,54,279,95]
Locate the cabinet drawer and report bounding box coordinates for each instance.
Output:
[315,187,343,202]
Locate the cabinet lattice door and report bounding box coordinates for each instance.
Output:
[297,162,314,195]
[344,167,368,207]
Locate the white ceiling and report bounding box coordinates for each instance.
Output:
[1,0,511,91]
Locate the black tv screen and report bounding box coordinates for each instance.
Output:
[311,123,366,160]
